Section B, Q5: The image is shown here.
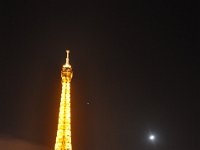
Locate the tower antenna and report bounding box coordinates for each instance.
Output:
[66,49,70,65]
[64,49,71,68]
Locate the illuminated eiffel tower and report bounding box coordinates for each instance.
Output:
[55,50,73,150]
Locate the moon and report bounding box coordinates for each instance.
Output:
[149,134,155,141]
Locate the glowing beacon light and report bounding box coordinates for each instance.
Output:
[55,50,73,150]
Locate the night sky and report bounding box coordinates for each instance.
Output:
[0,1,198,150]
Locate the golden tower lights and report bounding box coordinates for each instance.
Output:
[55,50,73,150]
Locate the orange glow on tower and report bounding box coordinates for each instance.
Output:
[55,50,73,150]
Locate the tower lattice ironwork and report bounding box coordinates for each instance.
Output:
[55,50,73,150]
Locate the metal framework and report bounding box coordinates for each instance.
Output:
[55,50,73,150]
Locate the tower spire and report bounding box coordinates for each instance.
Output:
[64,49,71,68]
[66,50,70,65]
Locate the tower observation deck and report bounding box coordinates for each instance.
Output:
[55,50,73,150]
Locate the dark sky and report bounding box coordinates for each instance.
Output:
[0,1,198,150]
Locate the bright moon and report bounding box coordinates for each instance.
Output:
[149,135,155,141]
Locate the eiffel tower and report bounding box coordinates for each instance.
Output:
[55,50,73,150]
